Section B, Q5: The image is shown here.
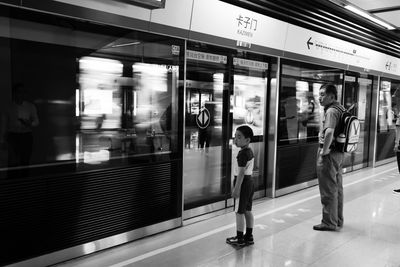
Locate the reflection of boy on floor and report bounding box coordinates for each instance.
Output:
[226,125,255,247]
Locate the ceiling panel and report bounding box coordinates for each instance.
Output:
[375,11,400,27]
[345,0,400,31]
[347,0,400,10]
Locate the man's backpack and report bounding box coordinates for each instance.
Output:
[330,104,360,153]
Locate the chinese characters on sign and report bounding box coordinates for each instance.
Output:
[236,14,258,38]
[386,61,398,72]
[233,58,268,70]
[186,50,227,64]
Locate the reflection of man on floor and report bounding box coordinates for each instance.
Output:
[6,83,39,170]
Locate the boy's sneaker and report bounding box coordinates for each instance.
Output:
[226,236,246,246]
[244,235,254,245]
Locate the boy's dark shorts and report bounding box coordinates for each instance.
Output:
[234,176,254,214]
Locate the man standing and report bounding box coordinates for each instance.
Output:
[314,83,344,231]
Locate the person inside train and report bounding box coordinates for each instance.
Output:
[5,83,39,174]
[226,125,255,246]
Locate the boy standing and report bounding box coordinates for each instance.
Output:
[226,125,255,246]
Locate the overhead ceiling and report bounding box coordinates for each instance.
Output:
[344,0,400,33]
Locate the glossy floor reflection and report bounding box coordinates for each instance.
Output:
[56,162,400,267]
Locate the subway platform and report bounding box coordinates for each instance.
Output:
[54,162,400,267]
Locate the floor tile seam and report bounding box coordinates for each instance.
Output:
[109,166,398,267]
[375,250,400,266]
[244,166,397,221]
[253,167,398,224]
[342,175,400,213]
[357,223,400,245]
[257,239,333,266]
[256,167,397,219]
[196,249,236,267]
[332,240,399,265]
[255,218,362,263]
[307,231,364,266]
[248,246,310,266]
[224,168,400,264]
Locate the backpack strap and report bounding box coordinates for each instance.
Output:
[329,104,346,113]
[327,104,345,141]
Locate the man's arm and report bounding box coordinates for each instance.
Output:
[322,127,334,155]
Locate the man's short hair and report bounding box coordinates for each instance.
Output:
[320,83,338,100]
[236,125,254,140]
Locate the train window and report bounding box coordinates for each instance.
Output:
[278,60,344,145]
[0,7,184,179]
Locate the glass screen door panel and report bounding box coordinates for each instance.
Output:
[277,59,344,190]
[232,55,269,194]
[376,79,400,162]
[183,48,230,211]
[342,75,373,171]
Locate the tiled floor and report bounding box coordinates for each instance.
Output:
[56,162,400,267]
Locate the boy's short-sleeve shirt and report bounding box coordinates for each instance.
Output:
[234,147,254,176]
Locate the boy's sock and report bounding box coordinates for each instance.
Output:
[244,228,254,245]
[237,231,244,239]
[245,228,253,237]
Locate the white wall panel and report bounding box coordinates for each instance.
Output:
[151,0,193,30]
[190,0,288,50]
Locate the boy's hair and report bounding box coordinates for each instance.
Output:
[320,83,338,100]
[236,125,253,140]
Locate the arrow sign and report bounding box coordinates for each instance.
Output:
[196,108,210,129]
[254,224,268,230]
[284,213,299,218]
[307,37,313,50]
[298,208,311,213]
[272,218,285,224]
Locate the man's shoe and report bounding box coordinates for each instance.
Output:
[244,235,254,245]
[393,189,400,194]
[313,224,337,231]
[226,236,246,246]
